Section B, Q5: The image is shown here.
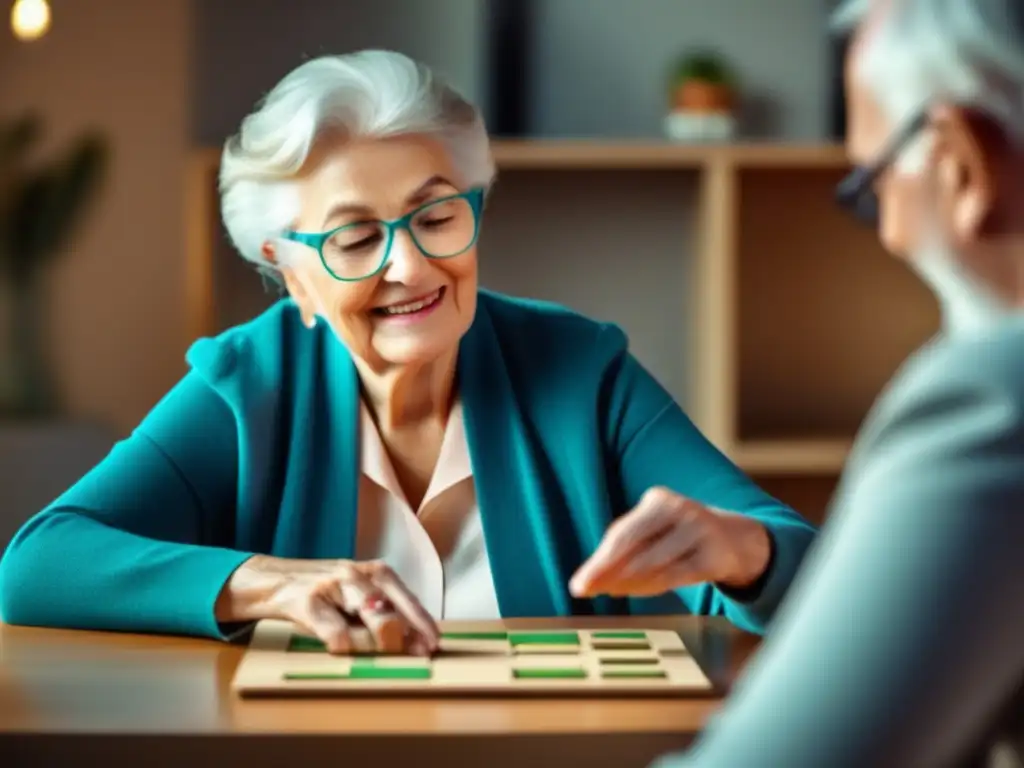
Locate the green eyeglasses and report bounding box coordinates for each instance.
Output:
[283,187,486,282]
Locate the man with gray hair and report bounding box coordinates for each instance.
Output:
[653,0,1024,766]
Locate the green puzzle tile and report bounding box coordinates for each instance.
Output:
[288,636,327,652]
[598,657,659,665]
[284,666,432,681]
[600,669,667,679]
[441,631,509,641]
[591,641,651,651]
[591,631,648,640]
[513,667,587,679]
[350,666,432,679]
[508,632,580,646]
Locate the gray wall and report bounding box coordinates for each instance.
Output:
[193,0,836,143]
[193,0,487,145]
[528,0,833,139]
[195,0,838,407]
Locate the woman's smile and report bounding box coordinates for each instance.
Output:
[371,285,446,325]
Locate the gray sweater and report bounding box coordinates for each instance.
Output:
[656,322,1024,768]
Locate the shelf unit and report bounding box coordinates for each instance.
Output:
[184,140,940,523]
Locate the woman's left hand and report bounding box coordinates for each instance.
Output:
[569,486,772,598]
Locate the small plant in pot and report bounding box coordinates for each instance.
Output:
[664,49,739,142]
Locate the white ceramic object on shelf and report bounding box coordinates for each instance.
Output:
[664,110,737,142]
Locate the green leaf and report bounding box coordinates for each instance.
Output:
[0,130,109,283]
[671,50,737,88]
[0,114,41,170]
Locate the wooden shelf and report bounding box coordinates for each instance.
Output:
[193,140,850,172]
[183,138,934,521]
[491,140,849,169]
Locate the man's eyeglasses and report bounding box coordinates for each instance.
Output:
[835,111,929,225]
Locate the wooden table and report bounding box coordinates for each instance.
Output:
[0,616,759,768]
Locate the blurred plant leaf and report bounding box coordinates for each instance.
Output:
[671,50,738,90]
[0,114,42,228]
[0,128,109,283]
[0,114,41,161]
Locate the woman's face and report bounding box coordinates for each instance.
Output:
[276,133,480,369]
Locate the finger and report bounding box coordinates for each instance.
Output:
[598,546,714,598]
[369,563,440,651]
[406,631,432,657]
[591,491,683,564]
[611,523,702,584]
[604,556,711,597]
[299,593,353,654]
[570,514,666,593]
[336,569,408,654]
[570,497,680,594]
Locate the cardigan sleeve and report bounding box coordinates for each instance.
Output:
[0,369,254,639]
[652,335,1024,768]
[600,325,817,634]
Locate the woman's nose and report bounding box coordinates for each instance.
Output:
[383,229,431,282]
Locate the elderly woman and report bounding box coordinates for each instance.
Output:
[0,51,815,655]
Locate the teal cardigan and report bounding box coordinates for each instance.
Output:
[0,290,815,638]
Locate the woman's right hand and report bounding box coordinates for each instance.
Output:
[215,555,440,656]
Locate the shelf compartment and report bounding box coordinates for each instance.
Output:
[752,473,843,526]
[734,166,940,444]
[732,438,851,475]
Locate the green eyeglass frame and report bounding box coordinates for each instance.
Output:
[282,186,486,282]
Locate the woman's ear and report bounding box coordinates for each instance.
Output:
[264,240,317,329]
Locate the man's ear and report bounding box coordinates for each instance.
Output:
[928,104,1000,244]
[263,240,317,328]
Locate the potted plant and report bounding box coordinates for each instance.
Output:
[0,114,108,419]
[664,49,739,142]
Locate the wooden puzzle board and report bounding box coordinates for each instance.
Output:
[232,620,715,697]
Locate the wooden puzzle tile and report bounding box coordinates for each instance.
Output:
[647,630,687,652]
[512,654,587,668]
[600,667,667,679]
[352,656,430,668]
[597,656,659,665]
[438,638,512,655]
[513,644,581,655]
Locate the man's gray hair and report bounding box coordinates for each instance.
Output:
[219,50,496,279]
[831,0,1024,170]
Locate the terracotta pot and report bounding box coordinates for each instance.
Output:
[673,80,734,113]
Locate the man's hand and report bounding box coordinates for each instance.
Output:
[569,486,772,598]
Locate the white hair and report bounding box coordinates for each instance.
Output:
[831,0,1024,171]
[219,50,496,279]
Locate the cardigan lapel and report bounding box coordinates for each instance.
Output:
[456,299,569,618]
[282,300,572,616]
[289,324,361,560]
